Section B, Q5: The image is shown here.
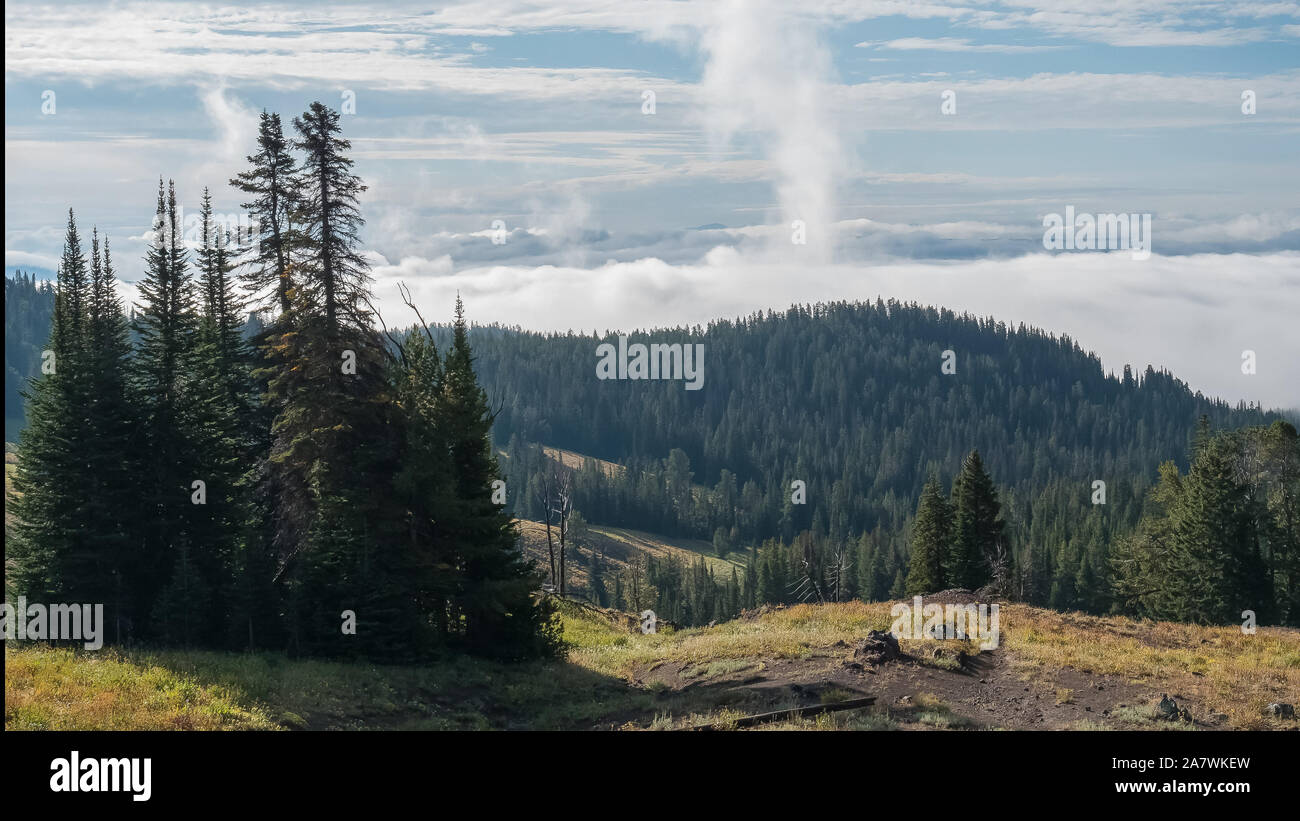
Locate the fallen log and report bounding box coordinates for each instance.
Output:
[690,696,877,731]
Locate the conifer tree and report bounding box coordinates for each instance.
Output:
[1258,420,1300,624]
[1164,433,1273,623]
[1114,424,1292,624]
[392,330,455,646]
[906,477,952,595]
[264,103,410,656]
[230,111,298,316]
[133,179,206,639]
[180,192,264,645]
[439,296,562,658]
[889,567,907,599]
[9,211,97,608]
[949,450,1006,590]
[291,102,371,332]
[83,231,141,637]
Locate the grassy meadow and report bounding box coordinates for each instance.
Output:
[6,599,1298,731]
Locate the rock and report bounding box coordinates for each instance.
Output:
[1265,703,1295,719]
[851,630,901,665]
[1157,694,1179,720]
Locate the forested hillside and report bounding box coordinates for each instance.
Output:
[458,303,1276,526]
[5,272,56,441]
[9,276,1288,628]
[399,309,1287,622]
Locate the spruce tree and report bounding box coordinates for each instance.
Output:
[1165,433,1273,624]
[949,450,1005,590]
[291,102,371,332]
[184,192,263,646]
[267,102,410,656]
[9,211,97,609]
[440,296,562,659]
[133,179,206,640]
[392,330,455,647]
[230,111,298,316]
[906,477,952,595]
[230,113,302,646]
[84,230,141,638]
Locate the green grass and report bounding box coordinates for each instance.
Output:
[6,602,651,731]
[7,599,1299,731]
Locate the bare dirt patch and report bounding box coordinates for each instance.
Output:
[624,640,1163,730]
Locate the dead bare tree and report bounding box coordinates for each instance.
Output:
[827,544,852,603]
[536,462,575,596]
[552,466,574,597]
[536,471,557,589]
[986,535,1014,597]
[789,530,827,604]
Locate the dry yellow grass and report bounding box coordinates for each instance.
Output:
[997,605,1300,730]
[5,646,277,730]
[515,520,743,592]
[7,599,1298,730]
[541,446,624,478]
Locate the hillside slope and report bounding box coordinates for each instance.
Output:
[516,519,743,593]
[7,600,1297,731]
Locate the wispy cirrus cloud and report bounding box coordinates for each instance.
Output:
[856,37,1064,53]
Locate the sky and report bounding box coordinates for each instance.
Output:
[5,0,1299,408]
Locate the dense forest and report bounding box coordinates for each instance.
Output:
[5,272,56,441]
[409,310,1291,626]
[7,102,561,662]
[8,111,1296,645]
[10,275,1296,635]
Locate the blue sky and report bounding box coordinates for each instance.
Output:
[5,0,1299,407]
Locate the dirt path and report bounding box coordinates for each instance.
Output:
[628,645,1185,730]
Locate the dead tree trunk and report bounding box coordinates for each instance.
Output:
[553,469,573,597]
[538,474,556,587]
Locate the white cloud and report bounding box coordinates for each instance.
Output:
[377,249,1300,408]
[857,37,1062,53]
[4,250,59,270]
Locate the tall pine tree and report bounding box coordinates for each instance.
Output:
[439,296,561,659]
[10,211,99,611]
[906,476,952,595]
[948,450,1006,590]
[230,110,299,316]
